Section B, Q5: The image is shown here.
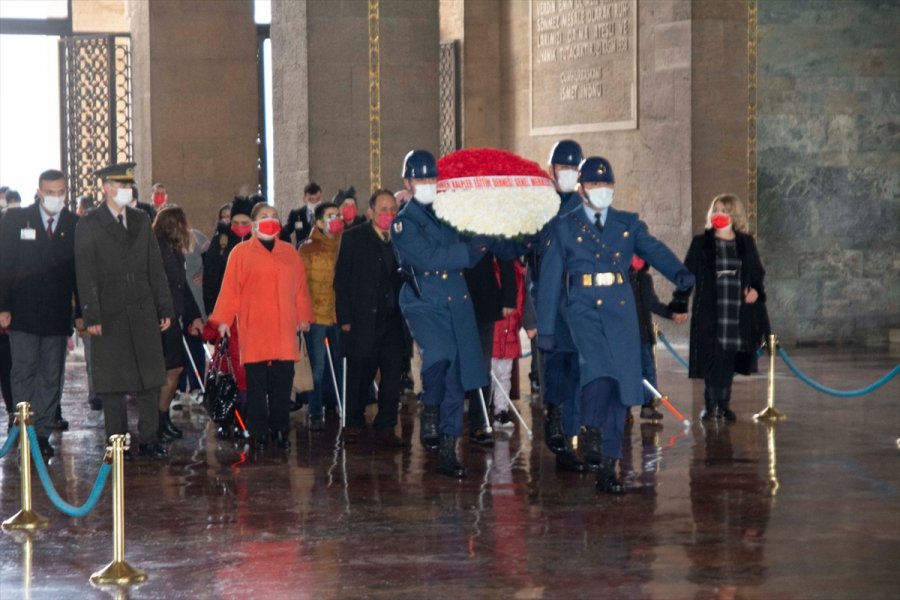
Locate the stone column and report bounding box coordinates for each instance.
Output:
[272,0,440,212]
[271,0,309,218]
[127,0,259,225]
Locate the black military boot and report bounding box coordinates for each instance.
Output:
[544,404,566,455]
[437,434,467,479]
[700,387,717,421]
[581,426,603,472]
[596,457,625,494]
[420,404,440,453]
[717,387,736,422]
[158,410,183,441]
[556,435,587,473]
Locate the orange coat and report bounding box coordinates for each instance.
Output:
[209,237,314,364]
[298,228,340,326]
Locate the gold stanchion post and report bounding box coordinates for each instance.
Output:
[90,434,147,586]
[2,402,49,531]
[754,334,787,422]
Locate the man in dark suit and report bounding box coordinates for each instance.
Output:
[281,182,322,247]
[334,189,406,446]
[75,162,174,459]
[0,169,80,458]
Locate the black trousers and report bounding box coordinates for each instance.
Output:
[244,360,294,439]
[99,387,159,445]
[0,333,12,414]
[345,326,404,430]
[465,321,494,429]
[704,347,737,390]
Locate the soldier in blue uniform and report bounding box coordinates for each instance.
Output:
[536,156,694,493]
[530,139,590,472]
[391,150,492,479]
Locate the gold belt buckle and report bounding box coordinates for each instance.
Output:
[582,274,593,286]
[594,273,615,286]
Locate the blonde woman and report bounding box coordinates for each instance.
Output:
[671,194,770,421]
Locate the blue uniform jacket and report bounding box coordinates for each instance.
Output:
[536,206,694,406]
[391,199,488,391]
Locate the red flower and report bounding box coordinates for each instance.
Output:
[438,148,549,180]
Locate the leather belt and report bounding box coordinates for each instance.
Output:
[569,272,624,287]
[419,270,463,279]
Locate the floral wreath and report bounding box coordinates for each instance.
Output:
[434,148,559,239]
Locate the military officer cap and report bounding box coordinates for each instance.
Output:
[94,162,136,183]
[578,156,615,184]
[549,139,583,167]
[402,150,438,179]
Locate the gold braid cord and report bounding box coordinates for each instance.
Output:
[368,0,382,192]
[747,0,758,235]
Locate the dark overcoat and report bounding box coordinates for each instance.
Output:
[333,222,404,357]
[391,199,487,391]
[671,230,770,379]
[75,204,174,393]
[0,204,79,336]
[537,206,694,407]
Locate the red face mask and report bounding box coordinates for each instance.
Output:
[152,192,166,208]
[255,218,281,239]
[341,205,358,223]
[327,218,345,235]
[231,223,252,238]
[710,213,732,230]
[374,211,396,231]
[631,256,646,271]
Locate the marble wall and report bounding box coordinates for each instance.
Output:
[756,0,900,346]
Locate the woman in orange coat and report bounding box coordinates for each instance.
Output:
[210,203,314,450]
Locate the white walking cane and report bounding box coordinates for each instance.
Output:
[477,388,493,434]
[341,357,347,430]
[181,333,205,395]
[642,378,691,428]
[489,370,533,439]
[323,336,344,424]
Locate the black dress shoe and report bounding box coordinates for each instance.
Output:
[374,428,404,447]
[544,404,566,455]
[581,427,602,472]
[341,426,362,445]
[137,443,167,459]
[37,436,55,458]
[89,396,103,411]
[437,435,467,479]
[556,448,587,473]
[308,414,325,432]
[50,418,69,431]
[158,411,183,441]
[419,405,440,452]
[469,427,494,447]
[272,430,291,449]
[596,457,625,494]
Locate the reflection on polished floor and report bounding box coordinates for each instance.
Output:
[1,348,898,599]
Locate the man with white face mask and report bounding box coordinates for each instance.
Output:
[528,139,587,471]
[391,149,494,479]
[74,162,174,459]
[536,156,695,494]
[0,169,80,457]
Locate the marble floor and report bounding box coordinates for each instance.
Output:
[1,345,898,599]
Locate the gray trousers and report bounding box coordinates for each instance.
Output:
[9,330,67,438]
[99,388,160,445]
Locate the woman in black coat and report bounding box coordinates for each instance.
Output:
[154,206,203,440]
[671,194,770,421]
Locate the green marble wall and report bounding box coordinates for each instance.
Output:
[757,0,899,346]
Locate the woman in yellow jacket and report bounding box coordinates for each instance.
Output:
[298,202,344,431]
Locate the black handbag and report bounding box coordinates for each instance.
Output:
[202,337,238,424]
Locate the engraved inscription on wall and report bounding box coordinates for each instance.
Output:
[531,0,637,135]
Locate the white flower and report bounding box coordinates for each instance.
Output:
[434,178,559,238]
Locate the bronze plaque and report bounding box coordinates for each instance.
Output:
[531,0,638,135]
